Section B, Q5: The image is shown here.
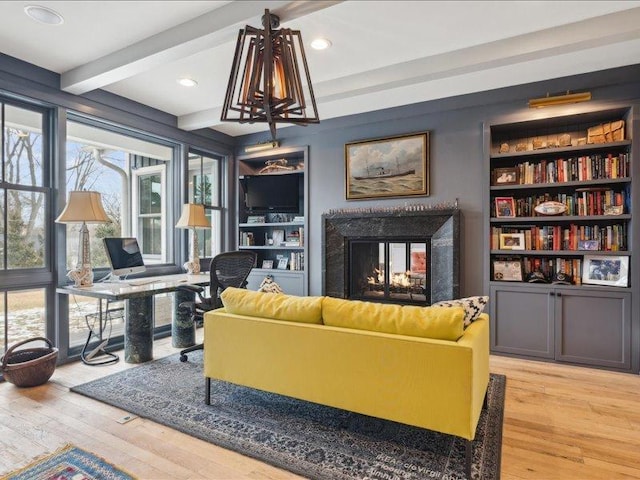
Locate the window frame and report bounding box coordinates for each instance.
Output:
[132,163,167,264]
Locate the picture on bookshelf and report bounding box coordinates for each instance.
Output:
[492,260,523,282]
[604,205,624,216]
[277,258,289,270]
[272,229,285,246]
[578,240,599,251]
[495,196,516,218]
[582,255,629,287]
[499,233,525,250]
[493,167,519,185]
[262,260,274,269]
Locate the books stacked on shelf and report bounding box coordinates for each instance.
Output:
[283,228,303,246]
[515,152,630,184]
[491,223,627,251]
[289,252,304,271]
[492,188,628,217]
[240,232,254,246]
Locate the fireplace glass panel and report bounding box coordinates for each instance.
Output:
[349,240,429,305]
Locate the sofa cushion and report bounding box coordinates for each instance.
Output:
[322,297,464,341]
[432,296,489,327]
[220,287,323,324]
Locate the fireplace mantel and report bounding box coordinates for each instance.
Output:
[322,208,460,303]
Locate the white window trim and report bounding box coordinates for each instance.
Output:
[131,164,167,264]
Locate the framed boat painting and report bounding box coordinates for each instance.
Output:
[345,131,429,200]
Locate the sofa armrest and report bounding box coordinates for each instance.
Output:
[456,314,490,437]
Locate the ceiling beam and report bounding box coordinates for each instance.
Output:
[61,0,342,95]
[178,6,640,131]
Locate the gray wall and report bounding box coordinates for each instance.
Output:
[236,64,640,296]
[4,50,639,299]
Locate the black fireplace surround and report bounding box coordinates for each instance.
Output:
[322,208,460,304]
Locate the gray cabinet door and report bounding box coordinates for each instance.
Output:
[490,285,555,359]
[555,289,632,370]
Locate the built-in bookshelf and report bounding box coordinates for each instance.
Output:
[236,146,309,295]
[488,109,632,286]
[484,105,638,373]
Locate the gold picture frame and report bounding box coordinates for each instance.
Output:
[499,233,525,250]
[345,131,429,200]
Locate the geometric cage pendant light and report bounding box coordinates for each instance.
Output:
[220,9,320,140]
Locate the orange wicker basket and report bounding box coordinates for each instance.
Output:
[1,337,58,387]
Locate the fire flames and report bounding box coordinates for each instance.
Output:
[368,269,413,287]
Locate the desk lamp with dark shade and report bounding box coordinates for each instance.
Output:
[56,190,110,287]
[176,203,210,274]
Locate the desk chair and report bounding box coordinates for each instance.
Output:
[177,250,257,362]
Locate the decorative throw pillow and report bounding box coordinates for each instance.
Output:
[432,296,489,327]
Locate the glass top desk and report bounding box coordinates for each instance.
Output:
[57,273,210,363]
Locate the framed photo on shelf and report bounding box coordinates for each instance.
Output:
[277,258,289,270]
[492,260,523,282]
[261,260,274,269]
[578,239,599,251]
[492,167,519,185]
[582,255,629,287]
[499,233,525,250]
[271,229,285,246]
[495,196,516,218]
[345,131,429,200]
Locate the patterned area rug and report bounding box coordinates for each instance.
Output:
[72,352,504,480]
[2,444,135,480]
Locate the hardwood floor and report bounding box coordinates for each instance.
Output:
[1,336,638,479]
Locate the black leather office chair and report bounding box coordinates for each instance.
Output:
[177,250,257,362]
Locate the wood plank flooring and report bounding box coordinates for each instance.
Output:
[1,336,639,479]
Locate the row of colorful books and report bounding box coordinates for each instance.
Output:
[491,223,627,251]
[514,153,630,184]
[491,188,628,217]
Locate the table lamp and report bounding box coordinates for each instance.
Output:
[176,203,210,274]
[56,190,110,287]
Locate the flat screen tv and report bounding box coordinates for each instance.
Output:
[103,237,146,277]
[243,173,301,213]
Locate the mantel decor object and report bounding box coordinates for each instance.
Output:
[221,9,319,140]
[56,190,110,287]
[176,203,211,274]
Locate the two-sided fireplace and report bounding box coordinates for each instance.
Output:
[323,207,459,306]
[349,240,429,304]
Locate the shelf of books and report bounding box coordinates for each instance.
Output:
[488,107,633,287]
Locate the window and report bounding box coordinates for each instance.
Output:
[1,104,48,270]
[0,289,46,357]
[0,100,50,358]
[188,151,224,259]
[65,119,174,270]
[132,165,166,263]
[65,118,175,347]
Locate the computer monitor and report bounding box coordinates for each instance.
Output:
[103,237,146,277]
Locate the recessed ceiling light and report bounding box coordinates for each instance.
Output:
[24,5,64,25]
[310,38,332,50]
[177,77,198,87]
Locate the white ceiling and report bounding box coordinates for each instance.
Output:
[2,1,640,138]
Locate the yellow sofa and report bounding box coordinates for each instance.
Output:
[203,288,490,477]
